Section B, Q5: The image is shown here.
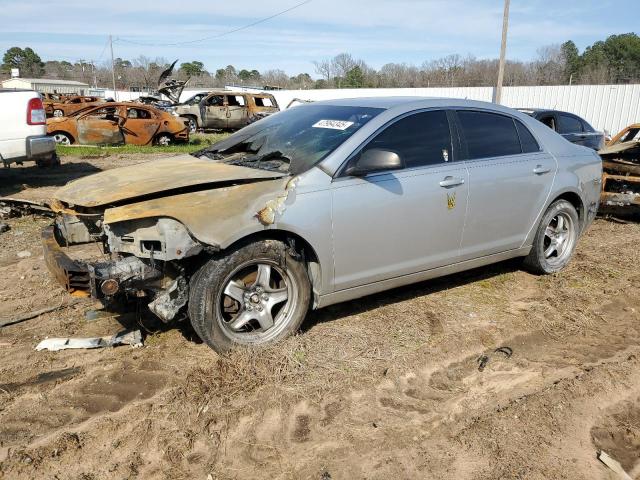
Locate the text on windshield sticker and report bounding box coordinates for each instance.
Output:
[312,120,354,130]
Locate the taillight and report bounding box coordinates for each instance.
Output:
[27,97,46,125]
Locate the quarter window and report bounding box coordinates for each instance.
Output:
[514,120,540,153]
[557,114,583,134]
[457,111,522,159]
[361,110,452,169]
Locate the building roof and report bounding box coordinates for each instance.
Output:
[1,78,89,86]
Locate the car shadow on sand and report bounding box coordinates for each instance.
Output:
[95,259,524,349]
[0,162,102,197]
[301,258,525,332]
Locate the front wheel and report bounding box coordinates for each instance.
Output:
[154,133,172,146]
[523,199,580,274]
[188,240,311,353]
[53,109,64,117]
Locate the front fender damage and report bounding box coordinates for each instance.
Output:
[45,175,299,323]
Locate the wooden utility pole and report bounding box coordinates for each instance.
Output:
[495,0,510,104]
[109,35,118,101]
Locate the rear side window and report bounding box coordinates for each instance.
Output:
[557,114,583,134]
[580,119,594,132]
[362,110,452,168]
[457,111,521,159]
[514,120,540,153]
[254,97,274,107]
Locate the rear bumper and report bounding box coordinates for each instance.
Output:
[42,225,92,297]
[26,135,56,159]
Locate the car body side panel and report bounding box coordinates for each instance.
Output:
[103,178,293,244]
[77,117,124,145]
[121,117,160,145]
[522,150,602,246]
[459,151,557,260]
[331,164,469,291]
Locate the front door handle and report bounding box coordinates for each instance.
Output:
[439,176,465,188]
[533,165,551,175]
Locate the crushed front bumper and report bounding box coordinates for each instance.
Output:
[42,224,189,321]
[42,225,92,297]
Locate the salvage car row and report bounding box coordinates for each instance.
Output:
[42,91,280,146]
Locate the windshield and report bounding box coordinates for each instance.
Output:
[193,104,383,174]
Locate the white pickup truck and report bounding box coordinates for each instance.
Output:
[0,89,57,167]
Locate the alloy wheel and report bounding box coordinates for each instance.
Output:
[542,211,576,266]
[217,261,297,343]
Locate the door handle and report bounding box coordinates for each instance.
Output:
[439,176,465,188]
[533,165,551,175]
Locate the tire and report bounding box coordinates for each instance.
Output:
[523,199,580,274]
[188,240,311,353]
[154,133,172,146]
[186,117,198,134]
[53,109,64,117]
[36,153,61,168]
[51,132,72,145]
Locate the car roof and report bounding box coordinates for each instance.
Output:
[517,107,580,116]
[311,96,526,115]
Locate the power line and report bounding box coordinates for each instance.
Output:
[115,0,312,47]
[96,37,110,63]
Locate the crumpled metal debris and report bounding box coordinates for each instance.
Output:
[35,330,143,351]
[599,124,640,217]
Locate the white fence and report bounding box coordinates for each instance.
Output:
[110,84,640,136]
[269,85,640,136]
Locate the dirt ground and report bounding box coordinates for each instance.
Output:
[0,155,639,480]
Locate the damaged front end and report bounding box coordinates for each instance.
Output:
[43,208,200,322]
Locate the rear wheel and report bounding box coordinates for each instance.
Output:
[36,153,60,168]
[154,133,172,146]
[53,109,64,117]
[188,240,311,353]
[523,199,579,274]
[52,132,72,145]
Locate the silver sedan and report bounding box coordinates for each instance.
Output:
[45,97,602,353]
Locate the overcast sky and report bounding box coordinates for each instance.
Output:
[0,0,637,75]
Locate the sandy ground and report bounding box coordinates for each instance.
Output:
[0,155,639,480]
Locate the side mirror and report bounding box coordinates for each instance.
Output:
[345,149,404,176]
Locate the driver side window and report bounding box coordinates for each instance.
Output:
[206,95,224,106]
[361,110,452,169]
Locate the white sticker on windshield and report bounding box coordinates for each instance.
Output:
[312,119,354,130]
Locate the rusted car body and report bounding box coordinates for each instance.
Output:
[174,91,279,132]
[46,103,189,146]
[41,93,70,116]
[599,124,640,216]
[47,95,105,118]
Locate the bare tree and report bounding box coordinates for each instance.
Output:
[313,59,333,84]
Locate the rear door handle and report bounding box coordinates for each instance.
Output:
[533,165,551,175]
[439,176,465,188]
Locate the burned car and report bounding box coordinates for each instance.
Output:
[43,98,601,353]
[598,123,640,216]
[47,103,189,146]
[175,91,279,133]
[47,95,105,118]
[41,93,70,116]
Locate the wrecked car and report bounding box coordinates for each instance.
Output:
[46,103,189,146]
[47,95,105,118]
[598,123,640,216]
[175,91,279,133]
[518,108,604,151]
[43,98,601,353]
